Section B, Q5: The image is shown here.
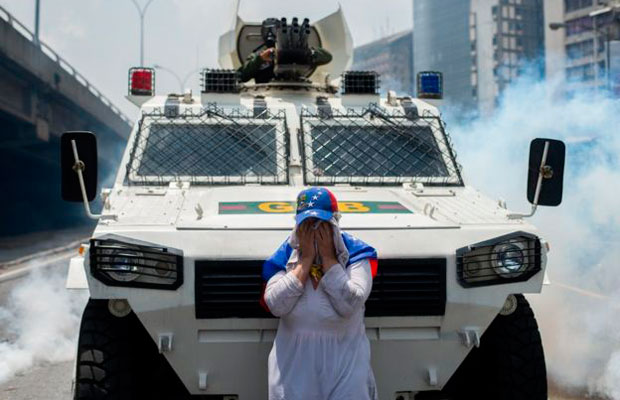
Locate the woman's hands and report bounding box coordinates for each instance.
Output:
[292,220,315,285]
[297,220,316,266]
[316,222,338,272]
[292,219,339,285]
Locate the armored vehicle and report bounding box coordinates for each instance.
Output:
[62,7,565,400]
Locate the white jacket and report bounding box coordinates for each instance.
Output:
[264,220,378,400]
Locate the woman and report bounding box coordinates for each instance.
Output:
[262,187,379,400]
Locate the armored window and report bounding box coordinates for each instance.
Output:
[126,106,289,185]
[300,106,462,186]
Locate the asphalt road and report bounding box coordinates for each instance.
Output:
[0,275,19,338]
[0,254,78,400]
[0,361,73,400]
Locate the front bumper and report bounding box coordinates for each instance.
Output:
[82,227,546,396]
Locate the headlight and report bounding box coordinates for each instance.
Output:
[493,241,525,277]
[90,238,183,290]
[457,232,541,287]
[99,247,143,282]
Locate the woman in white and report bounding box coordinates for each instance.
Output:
[263,187,378,400]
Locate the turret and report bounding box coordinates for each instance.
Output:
[217,7,353,87]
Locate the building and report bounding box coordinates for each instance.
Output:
[352,30,414,95]
[545,0,620,96]
[413,0,545,115]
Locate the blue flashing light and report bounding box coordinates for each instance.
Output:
[417,71,443,99]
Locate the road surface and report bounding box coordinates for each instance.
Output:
[0,232,83,400]
[0,260,75,400]
[0,361,73,400]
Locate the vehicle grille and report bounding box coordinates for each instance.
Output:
[365,258,446,317]
[194,259,446,319]
[195,261,272,318]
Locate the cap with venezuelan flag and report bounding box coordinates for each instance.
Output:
[295,187,339,225]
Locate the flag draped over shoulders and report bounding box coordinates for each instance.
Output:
[262,239,295,282]
[341,232,378,278]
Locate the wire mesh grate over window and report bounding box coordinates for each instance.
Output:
[300,106,463,186]
[126,105,289,185]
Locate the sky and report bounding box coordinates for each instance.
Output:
[0,0,412,119]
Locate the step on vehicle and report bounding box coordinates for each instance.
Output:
[61,7,565,400]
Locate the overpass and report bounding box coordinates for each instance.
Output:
[0,5,132,237]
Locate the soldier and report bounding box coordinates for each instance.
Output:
[239,18,332,83]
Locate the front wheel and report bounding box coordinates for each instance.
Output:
[73,299,188,400]
[438,294,547,400]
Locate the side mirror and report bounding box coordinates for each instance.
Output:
[61,131,98,202]
[527,138,565,207]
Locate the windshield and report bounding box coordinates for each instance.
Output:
[126,108,289,185]
[125,106,461,186]
[138,124,278,176]
[309,125,448,177]
[301,108,462,185]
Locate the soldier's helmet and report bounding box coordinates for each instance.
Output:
[260,18,280,48]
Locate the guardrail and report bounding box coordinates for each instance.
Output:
[0,5,132,126]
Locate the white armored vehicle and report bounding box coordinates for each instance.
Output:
[62,8,565,400]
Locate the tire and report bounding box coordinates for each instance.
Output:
[73,299,189,400]
[434,294,547,400]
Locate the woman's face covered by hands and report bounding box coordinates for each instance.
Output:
[297,218,317,263]
[315,222,337,263]
[296,219,337,264]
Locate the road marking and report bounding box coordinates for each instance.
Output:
[553,282,611,301]
[0,242,84,283]
[0,239,86,269]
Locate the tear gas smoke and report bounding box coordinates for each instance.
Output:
[0,129,122,385]
[445,74,620,398]
[0,261,88,384]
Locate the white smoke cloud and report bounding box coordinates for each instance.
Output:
[445,74,620,398]
[0,261,88,384]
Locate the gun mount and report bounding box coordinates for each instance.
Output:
[273,17,314,79]
[218,7,353,86]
